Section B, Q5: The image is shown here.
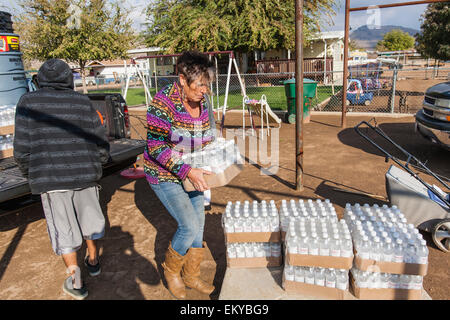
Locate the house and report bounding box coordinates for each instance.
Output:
[254,31,345,84]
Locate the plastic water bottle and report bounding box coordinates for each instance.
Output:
[285,265,295,281]
[325,269,336,288]
[271,243,281,257]
[254,243,264,258]
[393,239,404,263]
[244,243,254,258]
[389,274,400,289]
[309,233,319,255]
[330,234,341,257]
[305,267,315,285]
[380,273,390,289]
[370,237,382,261]
[263,243,271,257]
[227,244,237,259]
[367,272,379,289]
[405,239,417,264]
[294,267,305,283]
[314,268,325,287]
[234,216,244,233]
[416,240,429,264]
[358,271,369,288]
[298,232,309,255]
[319,233,330,256]
[269,210,280,232]
[382,238,394,262]
[236,244,245,258]
[340,234,353,258]
[400,274,412,290]
[336,269,348,290]
[411,275,423,290]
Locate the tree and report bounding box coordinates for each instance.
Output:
[16,0,136,93]
[144,0,336,53]
[376,29,415,52]
[415,2,450,61]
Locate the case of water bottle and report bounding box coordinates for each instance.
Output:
[284,217,354,270]
[345,203,427,300]
[223,200,282,268]
[223,200,281,243]
[349,268,423,300]
[344,203,428,276]
[0,105,15,159]
[182,137,244,192]
[282,265,351,300]
[279,199,338,240]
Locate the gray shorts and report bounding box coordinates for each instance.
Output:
[41,186,105,256]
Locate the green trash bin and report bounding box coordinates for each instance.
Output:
[282,78,318,124]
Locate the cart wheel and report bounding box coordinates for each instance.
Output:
[346,100,350,106]
[364,100,371,106]
[431,218,450,253]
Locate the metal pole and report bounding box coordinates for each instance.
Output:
[341,0,350,128]
[295,0,304,191]
[390,66,398,113]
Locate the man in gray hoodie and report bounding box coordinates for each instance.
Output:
[14,59,110,300]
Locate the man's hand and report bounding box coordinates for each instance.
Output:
[187,168,213,192]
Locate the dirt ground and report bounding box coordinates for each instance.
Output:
[0,111,448,300]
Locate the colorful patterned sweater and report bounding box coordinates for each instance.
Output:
[144,82,215,185]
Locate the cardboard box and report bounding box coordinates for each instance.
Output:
[0,148,13,160]
[350,276,421,300]
[225,231,281,243]
[227,255,282,268]
[354,255,428,276]
[183,163,244,192]
[0,125,14,135]
[282,273,349,300]
[286,252,353,270]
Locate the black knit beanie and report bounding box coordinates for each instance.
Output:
[37,59,74,90]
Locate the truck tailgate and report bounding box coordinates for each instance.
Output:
[0,139,146,203]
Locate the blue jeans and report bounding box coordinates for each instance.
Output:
[150,182,205,256]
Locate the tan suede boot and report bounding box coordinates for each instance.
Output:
[162,243,187,300]
[182,243,215,295]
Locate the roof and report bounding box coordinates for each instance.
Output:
[310,31,345,41]
[86,59,133,68]
[127,47,162,55]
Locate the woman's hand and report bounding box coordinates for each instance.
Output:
[187,168,213,192]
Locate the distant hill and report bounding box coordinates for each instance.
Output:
[350,25,420,50]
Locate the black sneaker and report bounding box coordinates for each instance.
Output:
[62,276,88,300]
[84,256,101,277]
[204,204,212,211]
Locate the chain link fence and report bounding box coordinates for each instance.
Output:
[85,67,450,115]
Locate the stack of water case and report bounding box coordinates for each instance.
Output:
[0,11,27,159]
[345,203,428,300]
[281,199,353,299]
[222,200,282,268]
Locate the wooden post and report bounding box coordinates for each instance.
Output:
[295,0,304,191]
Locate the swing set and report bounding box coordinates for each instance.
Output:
[123,51,249,132]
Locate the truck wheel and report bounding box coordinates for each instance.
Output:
[432,218,450,253]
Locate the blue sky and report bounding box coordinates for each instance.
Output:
[324,0,428,32]
[1,0,428,32]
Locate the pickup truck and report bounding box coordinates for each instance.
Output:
[0,93,146,208]
[415,81,450,150]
